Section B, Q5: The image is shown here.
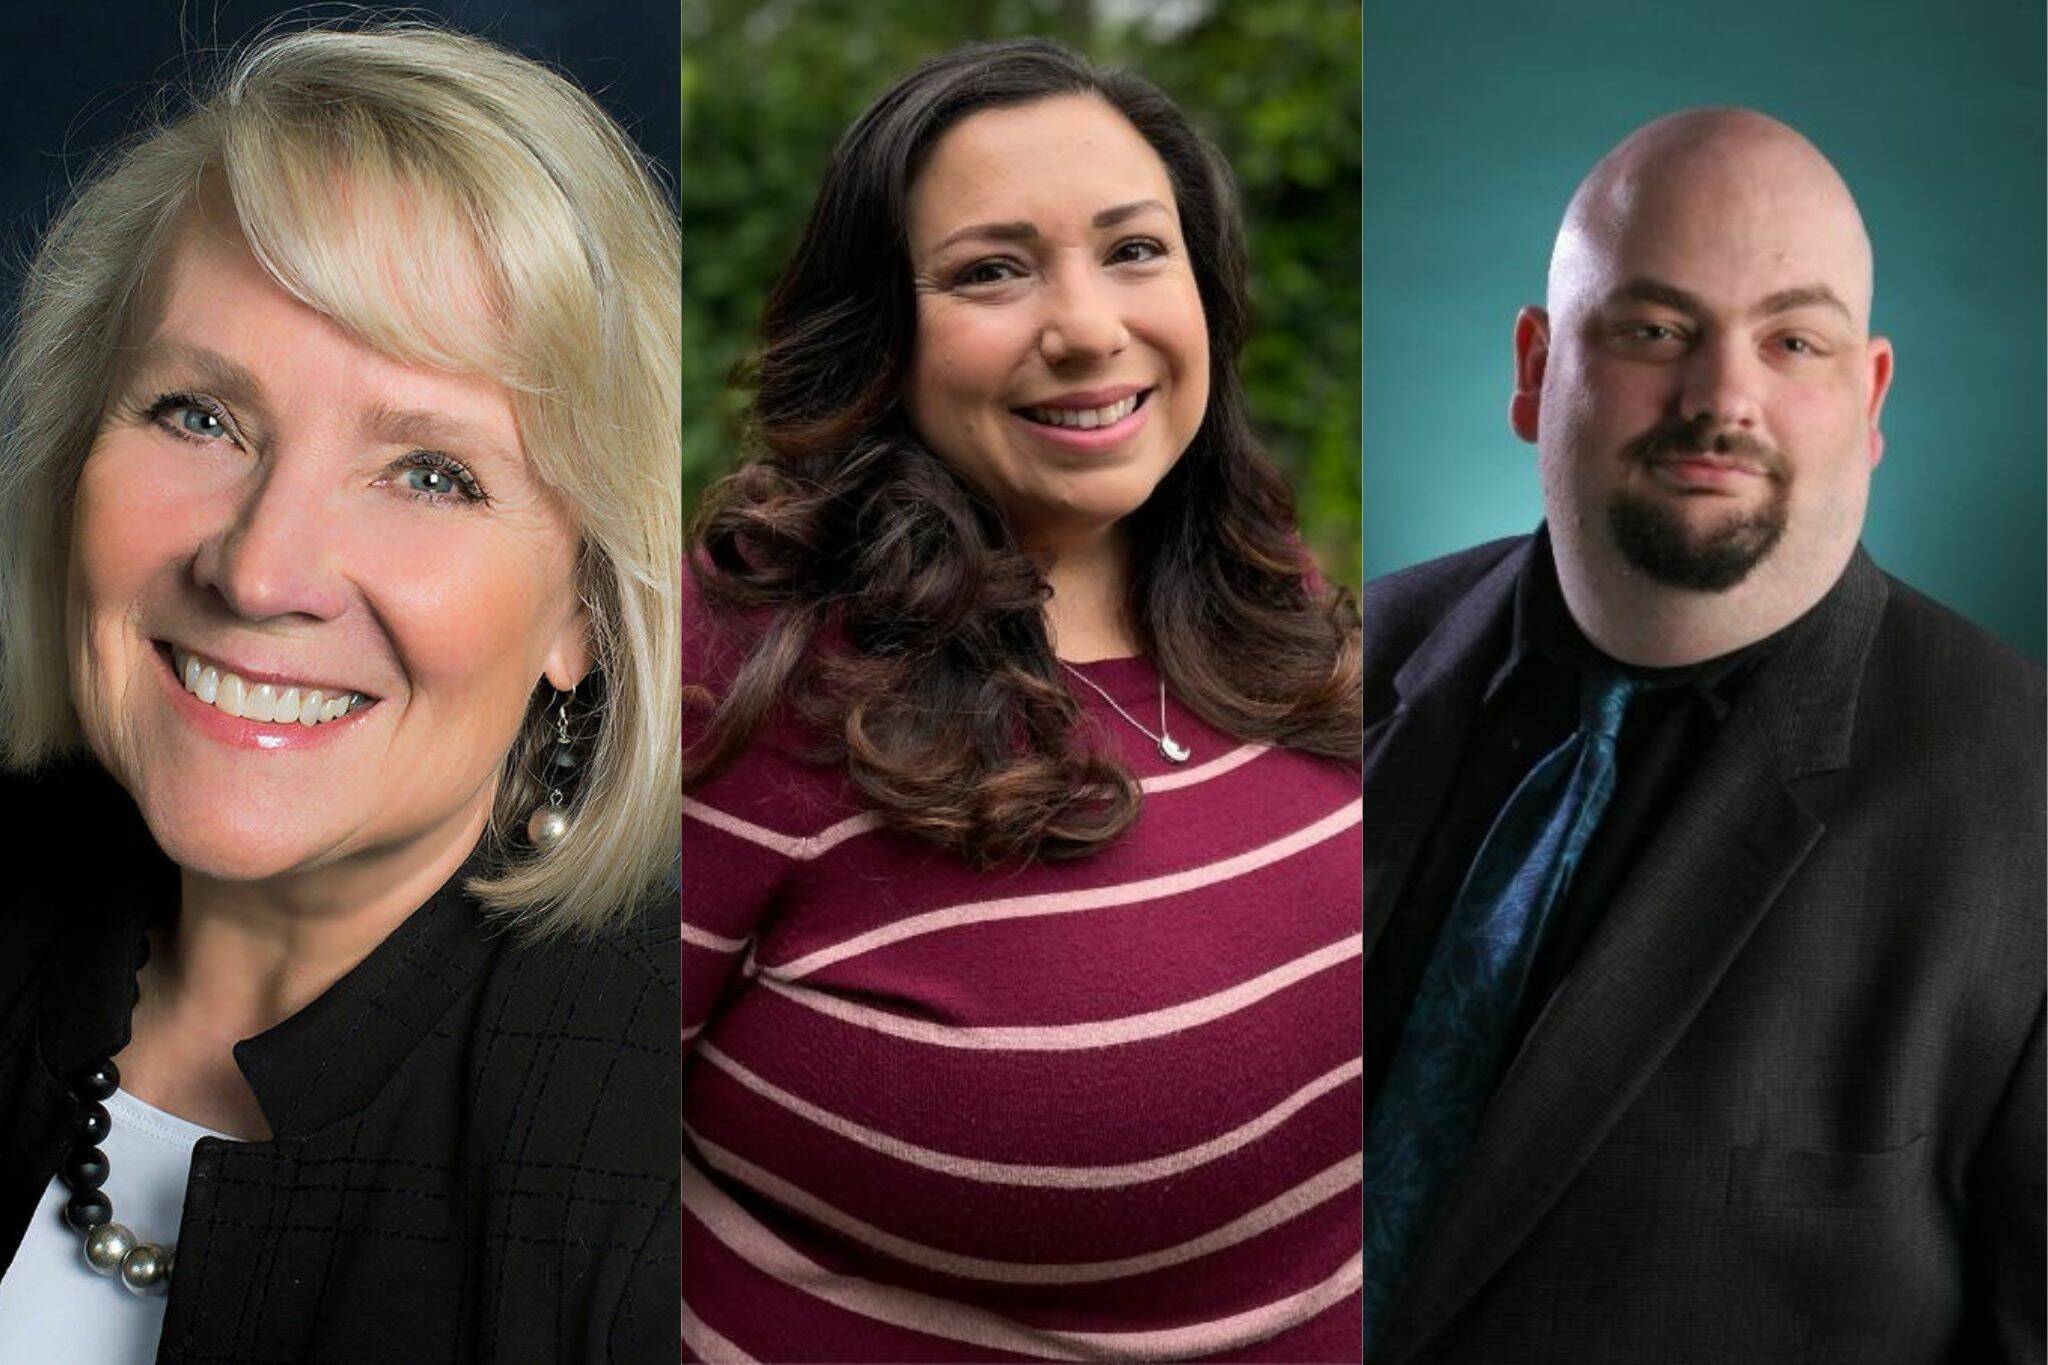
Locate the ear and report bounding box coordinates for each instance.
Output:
[541,598,592,692]
[1863,334,1894,469]
[1510,306,1549,445]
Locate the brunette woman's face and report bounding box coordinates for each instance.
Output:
[903,94,1210,552]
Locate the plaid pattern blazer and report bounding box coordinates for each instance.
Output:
[0,764,680,1362]
[1363,536,2045,1365]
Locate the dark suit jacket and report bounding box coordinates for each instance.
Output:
[1364,536,2045,1365]
[0,762,682,1362]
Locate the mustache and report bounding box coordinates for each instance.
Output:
[1626,421,1787,478]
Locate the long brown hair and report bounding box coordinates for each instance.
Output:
[687,38,1360,865]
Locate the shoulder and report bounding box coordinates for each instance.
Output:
[468,894,679,1165]
[1359,535,1527,708]
[1859,570,2045,786]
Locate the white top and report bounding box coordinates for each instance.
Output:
[0,1088,231,1364]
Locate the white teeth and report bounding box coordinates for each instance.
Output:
[1023,394,1141,429]
[171,647,364,728]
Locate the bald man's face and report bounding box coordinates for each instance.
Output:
[1514,128,1893,597]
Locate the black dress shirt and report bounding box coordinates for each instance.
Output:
[1366,534,1788,1116]
[0,761,680,1362]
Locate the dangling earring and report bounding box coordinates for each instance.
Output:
[526,690,576,849]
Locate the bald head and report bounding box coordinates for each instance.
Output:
[1548,108,1874,332]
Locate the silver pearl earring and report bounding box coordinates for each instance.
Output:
[525,691,575,850]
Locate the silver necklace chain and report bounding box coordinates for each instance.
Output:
[1059,662,1191,763]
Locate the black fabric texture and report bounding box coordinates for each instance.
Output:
[0,761,681,1362]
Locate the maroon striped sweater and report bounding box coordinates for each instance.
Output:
[683,631,1363,1361]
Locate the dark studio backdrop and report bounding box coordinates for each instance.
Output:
[0,1,680,311]
[1363,0,2047,661]
[681,0,1363,590]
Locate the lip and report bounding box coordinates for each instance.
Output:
[1009,388,1154,453]
[1016,383,1148,411]
[1643,455,1769,493]
[153,641,378,751]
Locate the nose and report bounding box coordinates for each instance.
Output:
[1037,266,1129,366]
[1678,333,1763,430]
[190,460,348,622]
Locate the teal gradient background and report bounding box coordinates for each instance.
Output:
[1363,1,2046,660]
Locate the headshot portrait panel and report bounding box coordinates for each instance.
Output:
[1362,0,2045,659]
[1360,2,2044,1360]
[681,0,1365,1357]
[0,4,682,1360]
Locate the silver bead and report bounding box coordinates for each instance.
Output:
[83,1221,135,1275]
[119,1242,171,1294]
[526,804,571,848]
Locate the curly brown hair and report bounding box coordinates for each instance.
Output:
[686,38,1360,865]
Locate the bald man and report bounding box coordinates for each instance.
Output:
[1363,111,2043,1363]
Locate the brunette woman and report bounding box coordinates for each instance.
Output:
[683,39,1361,1361]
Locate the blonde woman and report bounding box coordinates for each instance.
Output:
[0,24,680,1361]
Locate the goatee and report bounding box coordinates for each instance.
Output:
[1607,423,1789,593]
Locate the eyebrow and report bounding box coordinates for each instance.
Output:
[124,339,266,409]
[1606,277,1854,323]
[930,198,1171,253]
[360,401,516,463]
[123,337,516,463]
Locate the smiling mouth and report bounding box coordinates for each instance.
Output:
[160,643,372,727]
[1015,389,1152,430]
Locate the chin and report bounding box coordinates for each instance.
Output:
[131,786,346,883]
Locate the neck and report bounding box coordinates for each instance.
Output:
[1549,523,1853,667]
[1038,527,1138,663]
[116,798,492,1139]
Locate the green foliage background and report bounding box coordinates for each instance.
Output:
[680,0,1362,588]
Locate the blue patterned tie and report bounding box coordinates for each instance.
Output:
[1364,672,1639,1341]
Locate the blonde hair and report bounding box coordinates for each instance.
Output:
[0,23,680,936]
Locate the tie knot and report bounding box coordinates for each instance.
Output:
[1580,673,1637,740]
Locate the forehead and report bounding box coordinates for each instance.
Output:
[1560,150,1872,324]
[133,209,518,434]
[907,94,1176,247]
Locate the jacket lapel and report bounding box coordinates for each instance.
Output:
[1372,552,1890,1364]
[1364,545,1525,961]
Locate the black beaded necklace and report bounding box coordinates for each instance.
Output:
[59,1058,173,1295]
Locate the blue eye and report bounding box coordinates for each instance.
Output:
[178,406,226,438]
[393,452,489,506]
[147,393,233,442]
[403,466,456,496]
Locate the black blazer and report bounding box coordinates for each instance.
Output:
[1364,536,2045,1365]
[0,763,681,1362]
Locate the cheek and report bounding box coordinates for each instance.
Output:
[359,529,570,711]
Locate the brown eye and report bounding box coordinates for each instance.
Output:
[956,259,1024,287]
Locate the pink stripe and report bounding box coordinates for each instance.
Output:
[683,796,812,859]
[684,921,747,953]
[768,797,1362,980]
[688,1126,1359,1285]
[682,1155,1361,1357]
[757,933,1360,1050]
[681,1297,754,1363]
[699,1042,1361,1189]
[1138,742,1268,793]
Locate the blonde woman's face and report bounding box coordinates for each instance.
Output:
[903,94,1209,553]
[66,211,588,884]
